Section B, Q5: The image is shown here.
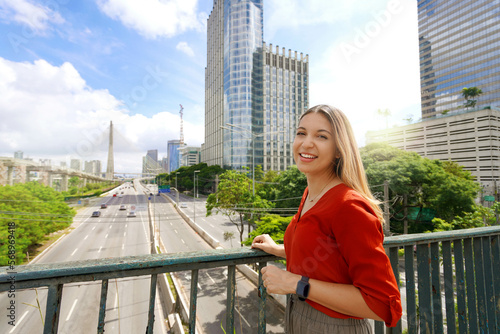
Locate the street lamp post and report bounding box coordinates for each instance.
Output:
[193,170,200,222]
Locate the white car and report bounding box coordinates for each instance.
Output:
[180,202,188,208]
[119,204,126,210]
[127,211,136,217]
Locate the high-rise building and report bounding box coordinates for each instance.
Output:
[203,0,309,173]
[70,159,81,171]
[180,146,201,167]
[167,140,181,173]
[418,0,500,118]
[14,151,23,159]
[84,160,102,175]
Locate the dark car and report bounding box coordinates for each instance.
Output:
[101,203,107,209]
[92,211,101,217]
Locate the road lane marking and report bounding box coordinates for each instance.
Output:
[123,232,126,237]
[105,234,108,239]
[109,225,112,229]
[71,248,78,256]
[92,226,96,231]
[210,224,215,228]
[122,243,124,250]
[206,273,216,284]
[181,239,186,244]
[9,311,28,333]
[83,235,88,240]
[235,308,251,327]
[66,299,78,321]
[125,224,128,228]
[174,229,178,234]
[98,246,102,253]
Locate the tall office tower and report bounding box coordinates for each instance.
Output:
[167,140,181,173]
[203,0,309,172]
[418,0,500,118]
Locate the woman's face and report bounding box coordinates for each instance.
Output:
[293,112,338,178]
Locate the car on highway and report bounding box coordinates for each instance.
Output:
[180,202,188,208]
[113,194,117,197]
[101,203,107,209]
[91,211,101,217]
[127,211,136,217]
[119,204,126,210]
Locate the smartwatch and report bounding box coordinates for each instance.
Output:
[296,276,310,301]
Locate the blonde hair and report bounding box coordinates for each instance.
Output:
[300,105,384,223]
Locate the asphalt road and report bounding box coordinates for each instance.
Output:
[147,186,285,334]
[0,183,166,334]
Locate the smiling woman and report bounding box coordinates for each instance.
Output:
[252,105,402,333]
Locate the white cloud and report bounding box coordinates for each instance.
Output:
[96,0,207,39]
[0,57,203,173]
[0,0,64,33]
[176,41,195,58]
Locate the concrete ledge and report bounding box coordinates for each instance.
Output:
[168,313,184,334]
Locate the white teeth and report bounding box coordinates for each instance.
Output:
[301,153,316,159]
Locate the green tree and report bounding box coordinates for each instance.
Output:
[361,143,480,232]
[255,169,280,202]
[462,87,483,109]
[206,170,273,246]
[0,182,76,265]
[272,166,307,215]
[242,214,293,246]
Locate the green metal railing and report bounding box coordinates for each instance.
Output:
[0,248,278,334]
[1,226,499,334]
[380,225,500,334]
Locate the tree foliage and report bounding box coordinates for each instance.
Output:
[361,143,480,233]
[0,182,76,265]
[462,86,483,109]
[206,170,273,246]
[242,214,293,246]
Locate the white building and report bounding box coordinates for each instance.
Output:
[366,107,500,195]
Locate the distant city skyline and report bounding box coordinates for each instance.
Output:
[0,0,421,173]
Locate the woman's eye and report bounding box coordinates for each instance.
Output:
[296,132,305,136]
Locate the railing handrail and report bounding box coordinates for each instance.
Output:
[0,248,278,291]
[383,225,500,246]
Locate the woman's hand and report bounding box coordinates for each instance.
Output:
[251,234,286,258]
[261,265,300,295]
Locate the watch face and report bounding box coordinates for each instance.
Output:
[297,278,310,301]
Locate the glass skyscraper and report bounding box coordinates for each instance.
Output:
[203,0,309,172]
[418,0,500,118]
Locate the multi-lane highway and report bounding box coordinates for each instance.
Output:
[1,181,285,334]
[147,186,285,333]
[0,182,166,334]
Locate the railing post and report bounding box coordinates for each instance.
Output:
[189,270,199,334]
[388,246,402,334]
[97,279,109,334]
[404,244,417,333]
[417,243,432,333]
[491,235,500,332]
[44,283,63,334]
[430,242,443,333]
[226,265,236,334]
[146,274,158,334]
[258,262,267,334]
[454,239,468,332]
[482,236,497,333]
[464,238,478,332]
[474,237,487,332]
[441,241,456,333]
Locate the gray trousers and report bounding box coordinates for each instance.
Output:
[285,294,373,334]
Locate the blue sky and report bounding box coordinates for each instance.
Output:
[0,0,421,173]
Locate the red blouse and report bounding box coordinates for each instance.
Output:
[284,184,402,327]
